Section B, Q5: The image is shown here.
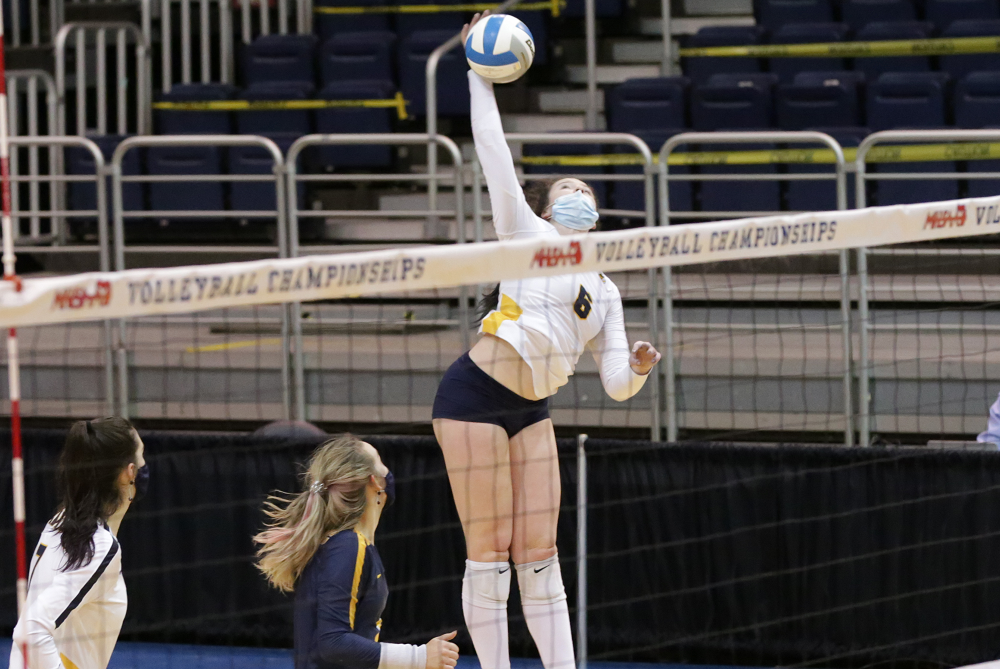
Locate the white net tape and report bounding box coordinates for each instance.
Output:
[3,195,999,327]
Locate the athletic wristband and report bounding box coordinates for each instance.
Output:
[378,642,428,669]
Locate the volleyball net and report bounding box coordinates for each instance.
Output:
[6,194,1000,668]
[4,192,1000,442]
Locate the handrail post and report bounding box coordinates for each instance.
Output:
[576,433,588,669]
[660,0,672,74]
[584,0,597,130]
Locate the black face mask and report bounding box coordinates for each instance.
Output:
[381,471,395,508]
[132,463,150,503]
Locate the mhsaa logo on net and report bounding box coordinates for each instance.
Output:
[531,241,582,268]
[924,204,966,229]
[52,280,112,310]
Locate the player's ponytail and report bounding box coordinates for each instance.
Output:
[254,434,377,593]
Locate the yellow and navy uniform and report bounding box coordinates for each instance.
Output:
[295,528,389,669]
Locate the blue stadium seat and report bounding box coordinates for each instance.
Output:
[682,26,766,85]
[320,31,395,86]
[867,71,951,130]
[610,129,694,226]
[228,132,304,228]
[315,80,396,168]
[768,23,850,83]
[395,0,464,41]
[940,20,1000,81]
[867,72,958,205]
[607,77,689,133]
[786,126,868,210]
[243,34,318,87]
[66,134,142,239]
[692,73,778,131]
[840,0,917,31]
[955,72,1000,196]
[698,142,783,215]
[956,71,1000,128]
[145,145,225,225]
[776,71,863,129]
[313,0,390,42]
[854,21,933,80]
[236,82,315,137]
[521,141,609,208]
[399,31,469,116]
[155,83,238,135]
[925,0,1000,29]
[563,0,623,17]
[756,0,833,29]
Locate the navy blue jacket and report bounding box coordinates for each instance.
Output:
[295,529,389,669]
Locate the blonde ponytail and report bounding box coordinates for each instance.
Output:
[254,434,377,592]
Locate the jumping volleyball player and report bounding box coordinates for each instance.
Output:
[432,11,662,669]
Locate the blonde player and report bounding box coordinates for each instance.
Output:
[10,417,148,669]
[431,12,662,669]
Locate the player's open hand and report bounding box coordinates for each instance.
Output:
[462,10,490,44]
[426,630,459,669]
[629,341,661,376]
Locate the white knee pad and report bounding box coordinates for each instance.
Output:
[463,560,512,610]
[515,555,567,605]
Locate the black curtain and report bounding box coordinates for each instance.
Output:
[3,430,1000,668]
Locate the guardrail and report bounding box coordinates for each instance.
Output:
[55,22,152,135]
[659,131,852,444]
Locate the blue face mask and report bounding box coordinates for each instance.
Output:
[550,190,599,231]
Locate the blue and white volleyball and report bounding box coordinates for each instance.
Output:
[465,14,535,84]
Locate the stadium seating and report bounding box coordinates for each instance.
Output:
[866,71,951,130]
[145,144,225,225]
[682,26,766,85]
[228,132,304,224]
[940,20,1000,81]
[925,0,1000,29]
[840,0,917,30]
[316,80,397,168]
[785,126,868,210]
[854,22,933,81]
[563,0,624,17]
[521,142,609,207]
[607,77,690,133]
[399,30,469,116]
[610,129,694,223]
[956,71,1000,128]
[242,34,318,87]
[692,73,778,131]
[320,31,396,86]
[155,83,237,135]
[776,70,864,129]
[768,23,850,83]
[313,0,390,42]
[756,0,834,29]
[66,134,142,238]
[236,81,315,137]
[395,0,464,41]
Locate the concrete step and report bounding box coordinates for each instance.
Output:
[501,113,598,132]
[566,64,661,84]
[611,39,666,64]
[536,88,605,113]
[639,15,754,36]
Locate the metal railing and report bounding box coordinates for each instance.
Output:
[285,132,467,422]
[6,70,62,244]
[659,131,852,444]
[236,0,301,43]
[55,21,152,135]
[109,134,290,418]
[855,129,1000,447]
[160,0,235,91]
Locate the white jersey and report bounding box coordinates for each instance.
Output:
[470,71,648,400]
[10,521,127,669]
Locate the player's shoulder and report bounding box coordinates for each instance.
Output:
[93,523,121,557]
[593,272,621,295]
[323,528,368,556]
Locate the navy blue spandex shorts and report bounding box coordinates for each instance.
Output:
[432,353,550,438]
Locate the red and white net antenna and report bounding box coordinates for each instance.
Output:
[0,2,28,665]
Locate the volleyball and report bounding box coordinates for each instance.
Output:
[465,14,535,84]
